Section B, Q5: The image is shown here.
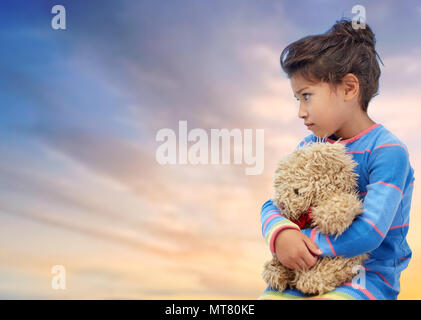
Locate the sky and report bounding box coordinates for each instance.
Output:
[0,0,420,299]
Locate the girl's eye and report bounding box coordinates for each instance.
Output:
[295,93,311,102]
[302,93,310,101]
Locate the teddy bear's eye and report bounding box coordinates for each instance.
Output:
[294,188,300,195]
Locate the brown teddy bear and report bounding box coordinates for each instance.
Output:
[262,141,369,295]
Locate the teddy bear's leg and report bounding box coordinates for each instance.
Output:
[262,256,295,292]
[291,254,368,296]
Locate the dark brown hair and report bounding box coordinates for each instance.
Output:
[280,18,384,112]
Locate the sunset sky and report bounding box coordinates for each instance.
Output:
[0,0,420,299]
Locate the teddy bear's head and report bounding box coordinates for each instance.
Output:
[272,142,359,222]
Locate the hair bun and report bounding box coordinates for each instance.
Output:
[329,18,376,48]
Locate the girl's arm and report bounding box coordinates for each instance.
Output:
[301,145,412,258]
[261,199,301,255]
[261,138,310,255]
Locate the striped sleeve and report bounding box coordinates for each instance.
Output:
[260,138,310,255]
[261,200,301,255]
[301,145,411,258]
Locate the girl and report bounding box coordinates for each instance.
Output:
[259,18,415,300]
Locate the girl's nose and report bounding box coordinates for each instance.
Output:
[298,104,308,119]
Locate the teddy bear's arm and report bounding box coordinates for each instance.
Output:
[310,192,363,238]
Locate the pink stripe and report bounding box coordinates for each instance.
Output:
[363,218,385,238]
[262,209,283,225]
[410,182,414,187]
[362,181,403,197]
[310,228,318,242]
[326,123,380,144]
[362,267,392,288]
[262,214,282,233]
[346,149,372,154]
[374,143,408,153]
[378,181,403,196]
[343,282,377,300]
[389,224,409,230]
[262,209,281,219]
[324,234,337,257]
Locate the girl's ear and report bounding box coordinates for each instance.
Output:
[342,73,360,101]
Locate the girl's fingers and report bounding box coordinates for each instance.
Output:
[294,259,305,271]
[299,258,309,271]
[303,236,323,256]
[302,251,318,268]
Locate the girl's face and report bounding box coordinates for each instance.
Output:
[290,74,351,139]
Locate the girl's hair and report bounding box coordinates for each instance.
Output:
[280,18,384,112]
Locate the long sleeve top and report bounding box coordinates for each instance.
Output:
[261,123,415,298]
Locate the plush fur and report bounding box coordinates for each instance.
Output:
[262,141,369,295]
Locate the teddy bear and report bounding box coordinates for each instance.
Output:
[262,141,369,295]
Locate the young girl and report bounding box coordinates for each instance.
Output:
[259,18,415,300]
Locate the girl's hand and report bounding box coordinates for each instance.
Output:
[274,229,322,270]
